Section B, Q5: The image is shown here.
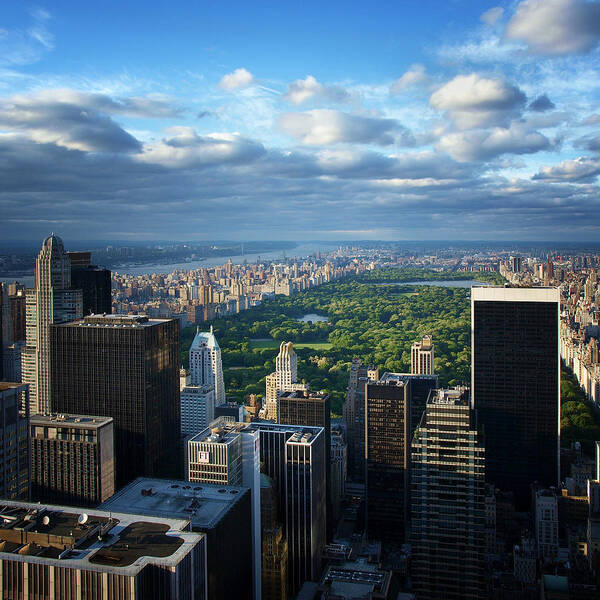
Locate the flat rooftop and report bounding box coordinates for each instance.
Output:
[431,387,469,405]
[30,413,113,429]
[0,382,27,392]
[100,478,249,530]
[56,314,172,328]
[321,561,390,597]
[380,372,438,383]
[0,500,202,575]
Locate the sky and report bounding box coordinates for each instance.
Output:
[1,0,600,243]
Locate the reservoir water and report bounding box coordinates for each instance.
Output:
[297,313,329,323]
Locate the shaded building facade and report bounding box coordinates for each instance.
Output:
[472,286,560,507]
[68,251,112,315]
[50,314,181,488]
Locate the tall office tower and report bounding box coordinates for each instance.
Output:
[330,428,347,522]
[0,500,207,600]
[411,387,486,600]
[254,422,326,596]
[472,286,560,507]
[411,334,435,375]
[30,413,115,506]
[189,326,225,405]
[261,475,288,600]
[365,376,410,542]
[264,341,308,420]
[0,383,30,500]
[342,359,378,483]
[180,383,215,436]
[50,314,181,488]
[535,488,559,561]
[68,251,112,315]
[1,283,26,382]
[22,235,82,414]
[186,421,261,600]
[510,256,523,273]
[277,390,332,537]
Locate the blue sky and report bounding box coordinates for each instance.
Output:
[1,0,600,242]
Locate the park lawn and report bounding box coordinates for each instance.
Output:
[250,339,332,350]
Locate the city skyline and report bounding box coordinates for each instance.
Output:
[1,1,600,242]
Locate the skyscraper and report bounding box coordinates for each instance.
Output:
[188,326,225,405]
[21,235,82,414]
[30,413,115,506]
[50,314,181,488]
[471,286,560,507]
[68,251,112,315]
[0,382,30,500]
[365,375,410,542]
[264,342,308,420]
[411,387,486,600]
[411,334,435,375]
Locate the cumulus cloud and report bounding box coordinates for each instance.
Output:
[481,7,504,26]
[437,122,551,161]
[0,93,141,153]
[430,74,526,128]
[574,134,600,152]
[283,75,350,105]
[528,94,555,112]
[533,156,600,181]
[218,68,255,90]
[137,127,266,168]
[391,64,428,93]
[278,109,412,146]
[505,0,600,55]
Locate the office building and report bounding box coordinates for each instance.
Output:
[411,387,486,600]
[50,314,181,487]
[365,375,410,542]
[101,477,252,600]
[214,401,244,421]
[1,284,26,381]
[68,251,112,315]
[22,234,83,414]
[0,382,30,500]
[535,488,559,561]
[472,286,560,507]
[342,358,378,483]
[261,474,288,600]
[318,561,399,599]
[0,500,206,600]
[264,342,308,420]
[30,413,115,506]
[188,326,225,405]
[186,421,261,600]
[330,428,347,522]
[411,334,435,375]
[253,422,326,596]
[180,384,215,436]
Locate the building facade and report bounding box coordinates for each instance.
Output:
[21,235,83,414]
[0,382,30,500]
[68,251,112,315]
[365,376,410,542]
[188,326,225,405]
[472,286,560,507]
[30,413,115,506]
[50,314,181,488]
[411,334,435,375]
[411,388,486,600]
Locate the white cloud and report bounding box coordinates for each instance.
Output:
[391,64,428,93]
[137,127,266,168]
[506,0,600,55]
[437,122,551,161]
[278,109,410,146]
[481,7,504,26]
[218,68,255,90]
[533,156,600,181]
[430,73,526,128]
[283,75,350,105]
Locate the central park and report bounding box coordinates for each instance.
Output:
[180,268,600,451]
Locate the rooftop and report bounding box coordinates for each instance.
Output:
[0,382,27,392]
[30,413,113,429]
[100,478,249,530]
[380,372,438,384]
[320,560,390,597]
[190,325,219,350]
[0,500,201,575]
[431,387,470,406]
[57,314,172,328]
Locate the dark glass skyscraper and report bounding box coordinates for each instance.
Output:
[471,286,560,508]
[50,314,181,488]
[68,251,112,315]
[365,375,410,542]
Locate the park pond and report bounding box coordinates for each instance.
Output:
[296,313,329,322]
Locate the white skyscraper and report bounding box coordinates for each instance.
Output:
[265,341,308,420]
[411,334,435,375]
[180,326,224,434]
[21,235,82,414]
